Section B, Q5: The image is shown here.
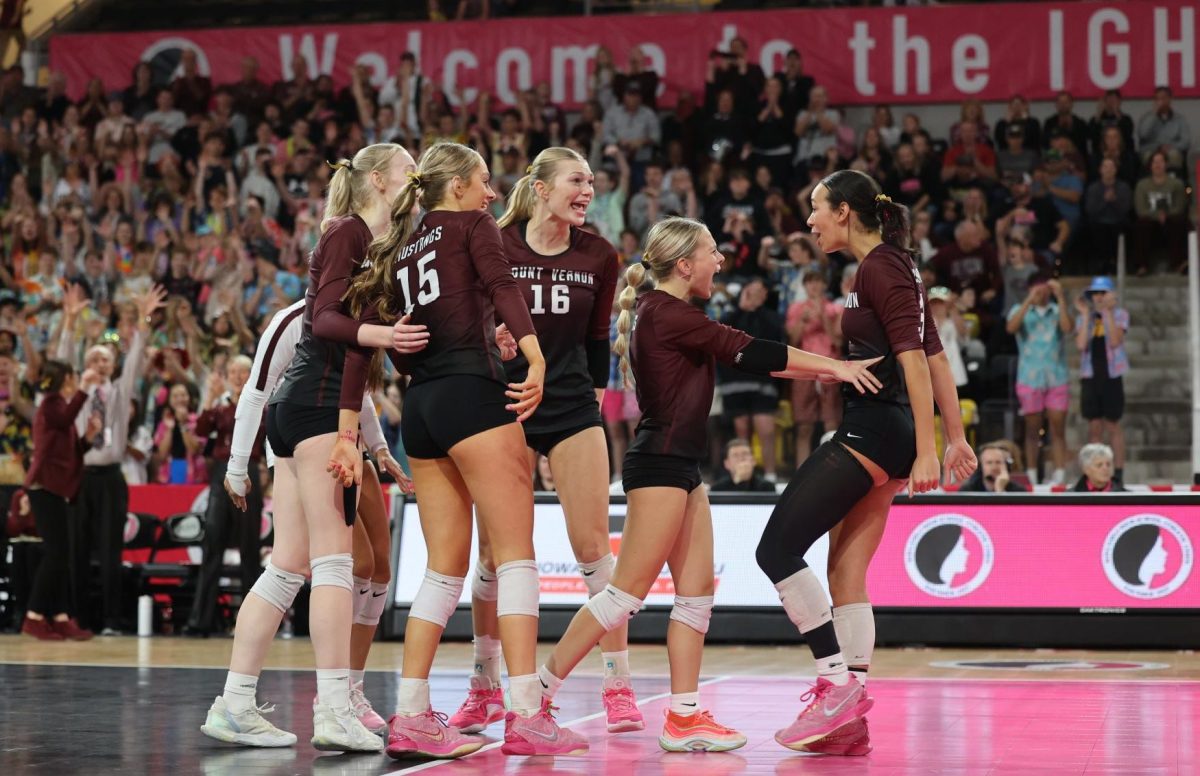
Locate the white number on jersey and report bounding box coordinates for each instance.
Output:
[529,283,571,315]
[396,251,441,314]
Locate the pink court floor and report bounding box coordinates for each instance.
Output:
[1,641,1195,775]
[393,673,1198,775]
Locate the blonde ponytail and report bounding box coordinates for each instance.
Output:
[497,173,537,228]
[610,217,710,388]
[320,142,408,233]
[322,161,356,232]
[611,262,645,389]
[497,146,587,229]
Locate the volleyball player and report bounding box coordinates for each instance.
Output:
[754,171,977,754]
[200,295,423,747]
[336,142,587,759]
[533,217,882,753]
[447,146,644,736]
[249,142,422,752]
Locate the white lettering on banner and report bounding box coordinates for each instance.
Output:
[444,49,479,106]
[638,43,667,98]
[496,47,532,105]
[951,34,989,94]
[716,24,738,54]
[1048,10,1065,91]
[848,22,877,97]
[51,2,1200,108]
[356,51,388,87]
[551,45,595,105]
[893,16,931,96]
[759,40,792,80]
[1154,7,1196,89]
[279,33,338,78]
[1089,10,1130,90]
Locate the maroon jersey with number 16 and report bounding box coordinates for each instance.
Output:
[501,220,618,434]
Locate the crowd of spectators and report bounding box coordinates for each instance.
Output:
[0,35,1190,503]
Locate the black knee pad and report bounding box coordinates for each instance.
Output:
[756,441,875,584]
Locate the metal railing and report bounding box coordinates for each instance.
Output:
[1189,230,1199,485]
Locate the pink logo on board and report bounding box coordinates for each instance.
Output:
[1102,514,1194,600]
[904,514,995,598]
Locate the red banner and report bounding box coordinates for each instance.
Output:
[48,1,1199,108]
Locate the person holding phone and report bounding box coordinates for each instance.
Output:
[1074,276,1129,485]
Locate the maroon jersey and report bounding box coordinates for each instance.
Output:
[627,290,752,460]
[501,221,619,433]
[840,243,943,405]
[341,210,535,407]
[271,214,369,408]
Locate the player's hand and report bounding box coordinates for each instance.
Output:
[908,452,941,497]
[392,314,429,354]
[375,448,414,495]
[495,324,518,361]
[942,438,977,485]
[224,474,251,512]
[505,359,544,423]
[831,357,883,394]
[326,437,362,488]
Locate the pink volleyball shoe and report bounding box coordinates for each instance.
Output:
[774,676,873,750]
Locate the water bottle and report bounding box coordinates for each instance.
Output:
[137,595,154,637]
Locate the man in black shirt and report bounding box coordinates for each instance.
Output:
[710,438,776,492]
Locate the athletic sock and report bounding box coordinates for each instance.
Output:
[509,674,542,717]
[473,635,502,687]
[538,664,564,701]
[396,677,430,715]
[602,650,630,678]
[670,691,700,717]
[222,671,258,713]
[316,668,351,711]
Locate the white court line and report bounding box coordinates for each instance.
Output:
[392,674,734,774]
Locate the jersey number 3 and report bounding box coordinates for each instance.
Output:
[529,283,570,315]
[397,251,441,314]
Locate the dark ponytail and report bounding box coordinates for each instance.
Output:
[820,169,913,252]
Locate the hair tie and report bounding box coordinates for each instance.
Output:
[38,377,51,391]
[874,194,892,204]
[525,165,534,175]
[327,160,353,172]
[406,171,423,187]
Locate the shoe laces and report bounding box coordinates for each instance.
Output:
[798,682,833,714]
[459,687,494,714]
[605,686,636,714]
[350,683,374,715]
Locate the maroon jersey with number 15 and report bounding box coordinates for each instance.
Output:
[340,210,535,408]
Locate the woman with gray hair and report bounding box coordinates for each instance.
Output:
[1072,443,1127,492]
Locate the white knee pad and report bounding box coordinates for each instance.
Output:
[249,562,306,613]
[578,553,614,599]
[585,584,644,632]
[669,595,715,635]
[408,570,465,627]
[471,564,498,602]
[496,559,540,618]
[775,567,833,634]
[310,553,354,591]
[833,602,875,667]
[355,581,390,626]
